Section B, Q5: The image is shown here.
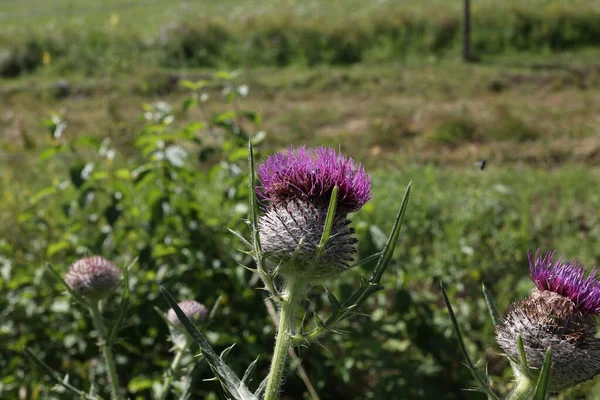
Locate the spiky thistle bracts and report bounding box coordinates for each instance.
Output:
[496,289,600,391]
[529,250,600,314]
[496,251,600,392]
[65,256,121,301]
[256,146,371,213]
[259,200,358,280]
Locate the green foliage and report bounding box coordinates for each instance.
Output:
[3,3,600,77]
[2,72,268,399]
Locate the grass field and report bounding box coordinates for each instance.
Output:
[2,1,600,399]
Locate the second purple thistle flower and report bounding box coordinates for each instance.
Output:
[255,146,372,281]
[496,251,600,392]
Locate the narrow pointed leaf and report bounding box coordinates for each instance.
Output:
[160,286,256,400]
[325,287,341,311]
[348,252,382,269]
[533,347,552,400]
[254,377,268,398]
[220,344,236,361]
[153,305,175,328]
[482,283,502,327]
[313,186,338,263]
[207,295,224,324]
[24,347,95,399]
[440,283,500,400]
[241,356,260,384]
[227,227,252,249]
[516,334,529,373]
[370,182,411,284]
[247,141,262,257]
[109,258,136,341]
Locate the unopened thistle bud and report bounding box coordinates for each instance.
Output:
[167,300,209,327]
[256,147,371,280]
[65,256,121,301]
[496,251,600,392]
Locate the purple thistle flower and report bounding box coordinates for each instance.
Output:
[496,250,600,391]
[256,146,371,213]
[529,250,600,314]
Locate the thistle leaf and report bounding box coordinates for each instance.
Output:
[241,356,260,385]
[440,283,500,400]
[160,286,256,400]
[325,287,342,312]
[313,186,338,263]
[227,227,252,249]
[370,181,411,284]
[24,347,99,400]
[220,344,236,361]
[532,347,552,400]
[482,283,502,328]
[207,295,224,325]
[109,257,137,342]
[516,334,530,374]
[348,252,382,269]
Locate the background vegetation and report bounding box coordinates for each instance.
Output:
[1,0,600,399]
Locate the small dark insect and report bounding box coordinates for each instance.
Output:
[475,159,487,170]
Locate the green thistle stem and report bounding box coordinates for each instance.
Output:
[89,301,121,400]
[157,337,191,400]
[264,277,306,400]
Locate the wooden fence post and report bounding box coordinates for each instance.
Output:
[462,0,471,62]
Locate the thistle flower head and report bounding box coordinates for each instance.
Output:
[529,250,600,314]
[167,300,209,327]
[256,146,371,213]
[65,256,121,301]
[495,250,600,391]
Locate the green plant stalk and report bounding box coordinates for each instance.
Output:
[264,277,306,400]
[89,301,121,400]
[157,336,191,400]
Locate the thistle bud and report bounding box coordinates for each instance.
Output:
[256,147,371,281]
[167,300,209,327]
[65,256,121,301]
[496,251,600,391]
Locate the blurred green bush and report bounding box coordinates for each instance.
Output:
[2,4,600,77]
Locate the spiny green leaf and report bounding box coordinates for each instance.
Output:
[516,334,530,374]
[241,356,260,385]
[440,283,500,400]
[220,344,236,361]
[370,182,411,284]
[533,347,552,400]
[313,186,338,263]
[109,258,137,342]
[482,283,502,328]
[25,347,99,400]
[160,286,256,400]
[227,227,252,249]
